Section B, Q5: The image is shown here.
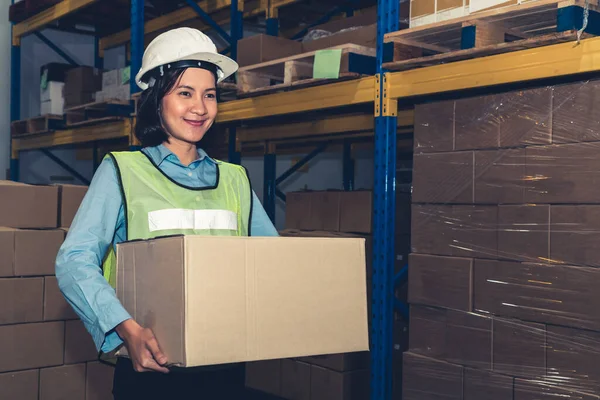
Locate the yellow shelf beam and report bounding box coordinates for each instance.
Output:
[12,119,132,153]
[12,0,99,45]
[99,0,299,54]
[387,36,600,99]
[236,109,414,143]
[217,77,376,122]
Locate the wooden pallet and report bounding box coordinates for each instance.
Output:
[64,100,133,127]
[237,44,376,95]
[11,114,64,137]
[383,0,600,71]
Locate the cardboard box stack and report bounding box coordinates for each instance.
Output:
[40,63,73,115]
[63,66,103,108]
[0,181,113,399]
[96,67,131,102]
[408,80,600,399]
[246,189,411,399]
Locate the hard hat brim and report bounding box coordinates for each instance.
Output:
[135,52,239,90]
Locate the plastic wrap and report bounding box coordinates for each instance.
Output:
[407,79,600,399]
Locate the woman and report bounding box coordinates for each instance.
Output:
[55,27,278,399]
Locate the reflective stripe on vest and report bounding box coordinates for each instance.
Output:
[148,208,238,232]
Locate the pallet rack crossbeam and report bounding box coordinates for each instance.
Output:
[275,142,328,185]
[185,0,233,44]
[34,31,78,65]
[40,149,91,185]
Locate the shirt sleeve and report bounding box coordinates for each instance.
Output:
[250,190,279,237]
[55,157,131,354]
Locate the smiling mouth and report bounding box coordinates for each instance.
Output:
[184,119,207,127]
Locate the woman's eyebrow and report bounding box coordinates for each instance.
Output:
[177,85,196,91]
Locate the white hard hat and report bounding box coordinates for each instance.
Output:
[135,27,238,90]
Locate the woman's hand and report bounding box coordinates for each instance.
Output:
[116,319,170,373]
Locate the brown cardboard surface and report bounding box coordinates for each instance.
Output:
[497,205,549,262]
[0,369,39,400]
[474,149,526,204]
[408,305,447,359]
[86,361,115,400]
[444,309,492,370]
[474,259,600,332]
[15,229,65,276]
[551,205,600,267]
[497,87,552,147]
[0,181,58,228]
[44,276,78,321]
[525,142,600,204]
[402,352,463,400]
[116,235,369,367]
[309,8,377,33]
[492,318,546,378]
[553,81,600,144]
[285,191,313,230]
[408,253,472,311]
[0,277,43,324]
[414,100,454,154]
[339,190,372,233]
[281,359,311,400]
[64,66,102,95]
[412,151,474,203]
[39,363,86,400]
[310,366,369,400]
[463,368,514,400]
[455,94,501,150]
[302,351,369,372]
[57,184,87,228]
[438,0,465,11]
[514,378,600,400]
[245,359,282,396]
[410,0,436,18]
[237,34,302,67]
[308,191,342,231]
[301,24,376,52]
[64,320,98,364]
[0,321,64,372]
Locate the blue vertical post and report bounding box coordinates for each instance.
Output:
[343,140,354,191]
[10,8,20,182]
[371,0,399,397]
[130,0,144,97]
[264,151,276,224]
[94,37,104,69]
[230,0,243,61]
[266,1,279,36]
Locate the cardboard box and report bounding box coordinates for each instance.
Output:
[550,205,600,267]
[64,66,102,96]
[307,7,377,34]
[514,378,599,400]
[302,24,377,53]
[497,204,549,261]
[39,364,86,400]
[0,228,65,277]
[245,359,282,396]
[86,361,115,400]
[308,191,342,231]
[464,368,514,400]
[44,276,78,321]
[474,149,526,204]
[414,100,454,154]
[40,81,64,103]
[57,184,88,228]
[0,322,64,372]
[285,191,314,230]
[41,98,64,115]
[64,91,95,108]
[281,359,311,400]
[412,151,474,203]
[64,320,98,364]
[115,235,369,367]
[553,80,600,144]
[492,318,546,378]
[410,0,470,28]
[339,190,371,234]
[302,351,369,372]
[402,352,463,400]
[0,369,39,400]
[237,34,302,67]
[408,254,473,311]
[0,181,59,228]
[310,366,369,400]
[0,278,43,324]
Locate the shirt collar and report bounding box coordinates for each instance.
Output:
[144,144,219,167]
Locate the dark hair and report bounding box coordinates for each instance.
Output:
[134,66,219,148]
[135,68,186,147]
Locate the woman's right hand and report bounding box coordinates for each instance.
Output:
[115,319,170,373]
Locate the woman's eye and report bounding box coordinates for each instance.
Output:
[179,91,191,97]
[206,93,216,99]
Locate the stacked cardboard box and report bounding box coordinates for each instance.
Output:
[64,66,103,108]
[407,80,600,398]
[96,67,131,102]
[0,181,113,399]
[39,63,73,115]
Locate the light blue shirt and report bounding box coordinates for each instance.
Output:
[55,144,278,353]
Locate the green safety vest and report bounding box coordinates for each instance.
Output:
[101,150,252,288]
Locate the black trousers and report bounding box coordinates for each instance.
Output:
[112,358,246,399]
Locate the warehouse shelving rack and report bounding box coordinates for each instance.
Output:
[9,0,600,399]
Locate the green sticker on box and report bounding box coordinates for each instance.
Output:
[312,49,342,79]
[41,69,48,91]
[121,66,131,85]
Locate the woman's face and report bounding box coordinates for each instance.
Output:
[160,68,218,145]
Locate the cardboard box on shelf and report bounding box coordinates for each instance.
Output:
[302,24,377,53]
[0,228,65,277]
[39,364,86,400]
[310,366,369,400]
[281,359,311,400]
[41,98,64,115]
[0,369,39,400]
[57,184,88,228]
[44,276,78,321]
[40,81,64,103]
[245,359,282,396]
[237,34,303,67]
[0,181,58,228]
[0,277,44,325]
[86,361,115,400]
[301,351,370,373]
[115,235,369,368]
[64,320,99,364]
